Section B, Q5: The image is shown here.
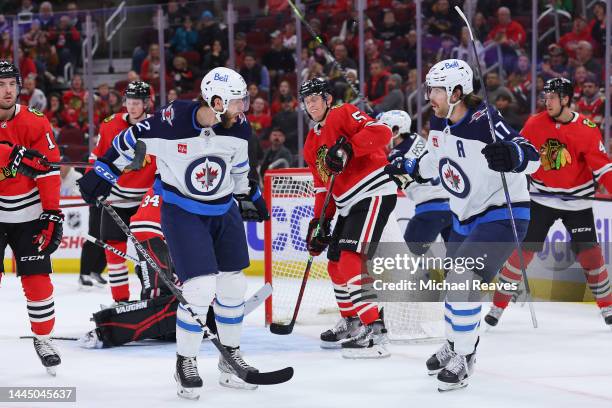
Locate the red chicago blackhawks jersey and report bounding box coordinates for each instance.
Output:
[0,105,60,222]
[130,186,163,241]
[521,111,612,210]
[91,113,157,208]
[304,103,394,218]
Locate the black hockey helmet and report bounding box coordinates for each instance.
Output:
[125,81,151,101]
[543,77,573,104]
[0,60,22,87]
[299,77,332,102]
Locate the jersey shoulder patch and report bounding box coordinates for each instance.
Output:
[331,103,344,110]
[27,107,44,117]
[103,114,116,123]
[582,118,596,128]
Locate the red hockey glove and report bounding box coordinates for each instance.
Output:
[33,210,64,255]
[306,218,332,256]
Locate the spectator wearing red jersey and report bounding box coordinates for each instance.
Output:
[559,16,593,60]
[366,59,390,105]
[486,7,526,48]
[18,48,37,81]
[247,97,272,147]
[62,74,87,107]
[271,79,298,116]
[49,14,81,73]
[575,74,604,126]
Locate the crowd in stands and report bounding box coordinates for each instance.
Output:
[1,0,610,184]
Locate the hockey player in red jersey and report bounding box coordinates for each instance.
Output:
[486,77,612,328]
[89,81,156,303]
[0,61,63,375]
[300,78,402,358]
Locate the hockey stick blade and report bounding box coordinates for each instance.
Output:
[269,322,295,335]
[246,366,294,385]
[99,200,294,385]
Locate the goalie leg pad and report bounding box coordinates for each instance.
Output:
[176,276,215,357]
[214,271,247,348]
[137,237,175,299]
[92,295,178,347]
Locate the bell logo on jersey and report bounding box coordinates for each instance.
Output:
[432,136,438,147]
[178,143,187,154]
[439,159,470,198]
[185,156,226,196]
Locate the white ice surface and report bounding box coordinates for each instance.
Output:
[2,273,612,408]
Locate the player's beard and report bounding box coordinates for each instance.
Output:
[0,94,17,111]
[220,111,239,128]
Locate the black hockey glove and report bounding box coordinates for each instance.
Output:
[6,145,51,178]
[77,158,121,205]
[306,217,332,256]
[325,137,353,174]
[384,156,426,189]
[33,210,64,255]
[481,141,523,172]
[235,181,270,222]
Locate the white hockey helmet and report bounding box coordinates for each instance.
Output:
[200,67,249,122]
[377,110,412,138]
[425,59,474,118]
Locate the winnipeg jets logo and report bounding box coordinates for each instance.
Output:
[195,162,219,189]
[162,105,175,126]
[439,159,470,198]
[185,156,226,196]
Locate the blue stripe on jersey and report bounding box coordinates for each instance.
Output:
[445,302,482,316]
[154,178,234,216]
[215,299,245,308]
[415,199,450,214]
[444,315,480,331]
[112,134,134,161]
[233,159,249,168]
[452,206,531,236]
[191,103,203,131]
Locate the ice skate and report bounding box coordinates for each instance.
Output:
[484,305,505,328]
[218,346,258,390]
[78,275,93,290]
[33,337,61,376]
[90,272,107,287]
[320,316,362,349]
[601,305,612,329]
[341,320,390,359]
[426,341,455,375]
[174,354,203,400]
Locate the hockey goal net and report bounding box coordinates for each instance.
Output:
[264,168,444,342]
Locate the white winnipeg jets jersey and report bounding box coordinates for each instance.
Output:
[102,100,251,216]
[418,102,540,223]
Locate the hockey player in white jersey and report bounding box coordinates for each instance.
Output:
[77,67,270,399]
[386,59,540,391]
[378,110,451,255]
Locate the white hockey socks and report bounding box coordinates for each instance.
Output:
[214,271,247,348]
[176,275,215,357]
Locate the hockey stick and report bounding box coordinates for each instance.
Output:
[82,233,273,317]
[60,199,141,209]
[45,160,93,169]
[99,199,293,385]
[286,0,373,113]
[20,336,78,341]
[269,157,341,335]
[455,6,538,329]
[529,192,612,202]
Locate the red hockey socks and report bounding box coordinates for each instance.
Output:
[577,246,612,308]
[327,260,356,318]
[339,251,380,325]
[21,274,55,336]
[105,240,130,302]
[492,249,536,309]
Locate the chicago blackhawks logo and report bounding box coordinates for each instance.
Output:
[315,145,331,183]
[185,156,226,196]
[540,138,572,171]
[439,159,470,198]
